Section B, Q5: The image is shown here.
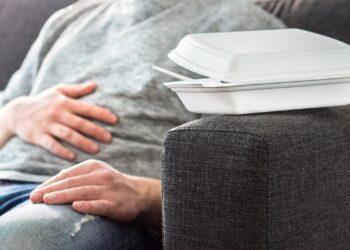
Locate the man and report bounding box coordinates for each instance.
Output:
[0,0,283,249]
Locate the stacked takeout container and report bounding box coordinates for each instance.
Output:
[160,29,350,114]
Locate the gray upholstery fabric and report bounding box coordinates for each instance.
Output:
[254,0,350,44]
[0,0,76,90]
[161,106,350,249]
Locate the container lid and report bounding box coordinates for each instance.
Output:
[168,29,350,85]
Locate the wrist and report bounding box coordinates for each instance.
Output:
[0,104,15,147]
[0,99,21,134]
[130,176,161,231]
[131,176,155,215]
[3,97,28,133]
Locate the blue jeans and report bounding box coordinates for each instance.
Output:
[0,181,161,250]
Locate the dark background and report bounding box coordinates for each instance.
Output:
[255,0,350,44]
[0,0,75,90]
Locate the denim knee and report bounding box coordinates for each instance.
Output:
[0,201,151,250]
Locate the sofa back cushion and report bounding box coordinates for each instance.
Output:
[0,0,76,89]
[255,0,350,44]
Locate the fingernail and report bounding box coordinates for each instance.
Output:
[75,202,83,209]
[112,115,118,123]
[30,192,41,202]
[90,143,99,152]
[45,193,57,202]
[108,116,117,124]
[103,133,112,142]
[68,152,76,160]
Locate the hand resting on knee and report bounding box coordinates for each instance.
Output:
[30,159,161,231]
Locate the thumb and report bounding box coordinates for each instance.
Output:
[56,82,97,98]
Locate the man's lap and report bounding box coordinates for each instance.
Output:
[0,183,160,250]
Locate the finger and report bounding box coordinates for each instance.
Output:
[37,134,76,161]
[59,113,112,143]
[49,123,99,154]
[35,160,103,189]
[67,99,117,124]
[73,200,112,218]
[56,82,97,98]
[43,186,103,205]
[31,173,104,203]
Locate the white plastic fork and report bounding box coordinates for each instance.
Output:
[152,65,193,81]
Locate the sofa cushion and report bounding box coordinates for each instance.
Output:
[0,0,76,90]
[254,0,350,44]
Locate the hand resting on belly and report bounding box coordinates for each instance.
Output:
[0,82,118,161]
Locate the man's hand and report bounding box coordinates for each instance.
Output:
[30,160,161,231]
[1,82,117,161]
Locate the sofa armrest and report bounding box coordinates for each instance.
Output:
[161,107,350,249]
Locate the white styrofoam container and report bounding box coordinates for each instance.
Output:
[163,29,350,114]
[165,78,350,114]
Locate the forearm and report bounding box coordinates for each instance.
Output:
[0,106,13,148]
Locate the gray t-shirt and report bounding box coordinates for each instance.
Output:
[0,0,284,182]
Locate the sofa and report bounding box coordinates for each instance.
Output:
[161,1,350,249]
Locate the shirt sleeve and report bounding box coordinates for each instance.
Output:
[0,7,71,107]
